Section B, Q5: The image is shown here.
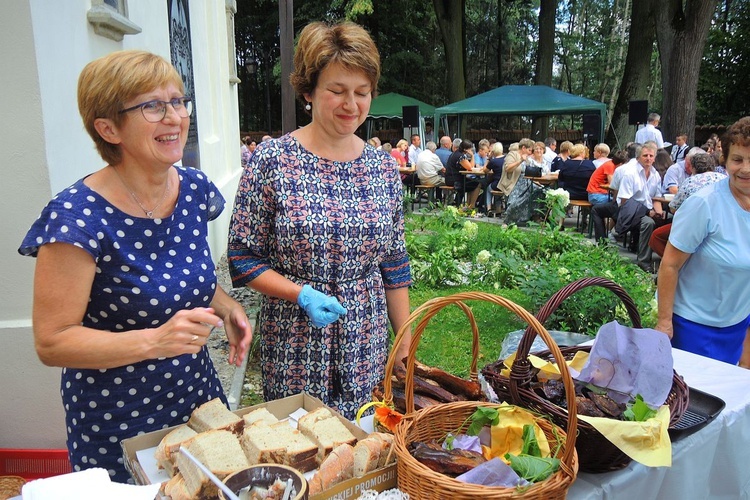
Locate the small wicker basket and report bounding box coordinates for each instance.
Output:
[383,292,579,499]
[0,475,26,500]
[482,277,689,473]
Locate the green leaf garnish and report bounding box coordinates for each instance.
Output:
[623,394,657,421]
[504,453,561,482]
[444,433,455,450]
[520,424,542,456]
[466,406,500,436]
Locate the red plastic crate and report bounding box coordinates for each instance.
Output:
[0,449,72,480]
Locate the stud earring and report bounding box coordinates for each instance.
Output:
[305,102,311,111]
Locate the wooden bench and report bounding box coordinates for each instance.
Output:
[489,190,506,216]
[569,199,593,236]
[440,186,456,207]
[412,184,437,211]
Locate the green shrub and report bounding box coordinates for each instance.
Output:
[404,213,656,341]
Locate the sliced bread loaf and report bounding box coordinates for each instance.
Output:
[242,406,279,428]
[174,429,249,499]
[187,398,243,434]
[241,421,319,472]
[163,472,191,500]
[308,443,355,496]
[368,432,396,467]
[241,421,288,465]
[154,425,198,477]
[276,422,319,472]
[298,409,357,462]
[298,406,334,427]
[353,437,381,477]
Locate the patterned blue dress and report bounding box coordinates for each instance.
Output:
[227,134,412,419]
[18,166,227,483]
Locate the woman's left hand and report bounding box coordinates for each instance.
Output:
[221,305,253,367]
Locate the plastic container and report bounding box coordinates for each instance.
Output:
[0,449,72,480]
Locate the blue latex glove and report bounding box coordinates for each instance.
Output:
[296,285,347,328]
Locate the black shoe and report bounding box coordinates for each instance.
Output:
[637,262,653,273]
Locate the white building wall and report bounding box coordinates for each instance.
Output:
[0,0,242,449]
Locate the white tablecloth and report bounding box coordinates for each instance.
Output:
[568,348,750,500]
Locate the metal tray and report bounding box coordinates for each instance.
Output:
[668,386,725,441]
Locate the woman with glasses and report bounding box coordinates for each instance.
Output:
[525,141,551,176]
[18,50,252,482]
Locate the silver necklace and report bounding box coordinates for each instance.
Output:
[112,166,170,219]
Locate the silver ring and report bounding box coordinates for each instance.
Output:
[190,334,199,344]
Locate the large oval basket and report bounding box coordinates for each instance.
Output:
[383,292,579,499]
[482,277,689,473]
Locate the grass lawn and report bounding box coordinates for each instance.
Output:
[402,285,533,378]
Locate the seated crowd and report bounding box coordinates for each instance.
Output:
[373,119,749,369]
[374,129,729,274]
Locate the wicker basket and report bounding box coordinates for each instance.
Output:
[482,277,689,473]
[0,475,26,500]
[383,292,579,499]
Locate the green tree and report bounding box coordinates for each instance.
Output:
[655,0,720,145]
[532,0,556,140]
[497,0,536,88]
[433,0,467,107]
[605,0,658,149]
[697,0,750,124]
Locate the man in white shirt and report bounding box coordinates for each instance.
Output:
[662,147,703,194]
[416,141,446,187]
[635,113,665,149]
[407,134,422,165]
[543,137,557,164]
[591,142,639,242]
[671,134,688,162]
[615,144,665,271]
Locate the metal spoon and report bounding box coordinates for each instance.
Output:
[179,447,241,500]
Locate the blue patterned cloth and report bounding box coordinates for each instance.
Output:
[228,134,412,418]
[18,166,227,483]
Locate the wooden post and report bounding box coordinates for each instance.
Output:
[279,0,295,134]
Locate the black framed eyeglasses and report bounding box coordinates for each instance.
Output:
[119,96,193,123]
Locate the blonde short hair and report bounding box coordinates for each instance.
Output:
[77,50,184,165]
[558,141,573,154]
[290,21,380,112]
[569,144,587,158]
[490,142,504,157]
[594,143,610,156]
